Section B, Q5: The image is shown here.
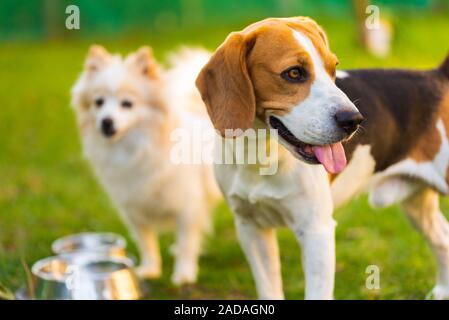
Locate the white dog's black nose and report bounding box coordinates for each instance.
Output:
[334,110,364,135]
[101,117,116,137]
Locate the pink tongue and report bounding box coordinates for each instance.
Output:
[312,142,347,174]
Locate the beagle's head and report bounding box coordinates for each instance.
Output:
[196,17,363,174]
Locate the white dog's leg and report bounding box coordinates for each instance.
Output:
[132,225,162,279]
[119,210,162,279]
[171,212,205,286]
[401,188,449,299]
[235,217,284,300]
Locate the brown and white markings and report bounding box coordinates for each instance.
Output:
[332,54,449,299]
[196,16,363,300]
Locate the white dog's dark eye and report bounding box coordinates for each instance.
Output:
[95,97,104,108]
[281,66,308,83]
[121,100,133,108]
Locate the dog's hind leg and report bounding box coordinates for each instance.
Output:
[235,217,284,300]
[401,188,449,299]
[369,176,422,208]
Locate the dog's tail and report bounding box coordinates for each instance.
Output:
[439,51,449,79]
[162,47,211,114]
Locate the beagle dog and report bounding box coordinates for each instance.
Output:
[196,17,362,299]
[333,54,449,299]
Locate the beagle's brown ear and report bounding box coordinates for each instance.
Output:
[196,33,256,137]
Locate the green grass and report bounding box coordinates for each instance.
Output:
[1,14,449,300]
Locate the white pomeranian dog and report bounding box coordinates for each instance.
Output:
[71,45,220,285]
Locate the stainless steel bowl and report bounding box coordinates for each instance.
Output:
[30,253,142,300]
[30,255,74,300]
[51,232,126,258]
[71,255,142,300]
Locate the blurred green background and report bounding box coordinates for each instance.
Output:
[1,0,449,300]
[1,0,448,40]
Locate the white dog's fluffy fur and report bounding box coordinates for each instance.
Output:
[71,45,220,285]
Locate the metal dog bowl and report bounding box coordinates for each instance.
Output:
[29,255,73,300]
[52,232,126,258]
[29,253,142,300]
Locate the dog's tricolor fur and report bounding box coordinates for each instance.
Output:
[71,46,220,285]
[332,54,449,299]
[196,17,362,299]
[197,15,449,300]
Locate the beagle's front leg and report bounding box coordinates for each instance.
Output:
[294,221,336,299]
[235,217,284,300]
[289,180,336,300]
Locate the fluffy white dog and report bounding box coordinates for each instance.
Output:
[71,45,220,285]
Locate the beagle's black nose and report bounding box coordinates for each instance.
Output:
[334,110,364,135]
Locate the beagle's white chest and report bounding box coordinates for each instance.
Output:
[214,164,300,228]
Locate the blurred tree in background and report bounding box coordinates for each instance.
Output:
[0,0,446,41]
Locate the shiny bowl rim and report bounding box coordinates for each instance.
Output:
[73,254,136,279]
[32,253,136,282]
[51,232,127,255]
[31,255,72,282]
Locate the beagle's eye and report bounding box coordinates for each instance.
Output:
[281,66,307,83]
[95,97,104,108]
[121,100,133,109]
